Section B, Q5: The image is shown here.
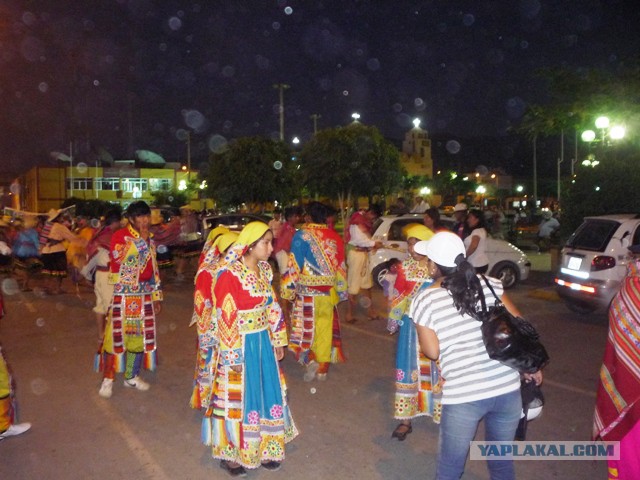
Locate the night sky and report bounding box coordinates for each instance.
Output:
[1,0,638,176]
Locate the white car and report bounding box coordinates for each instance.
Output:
[555,213,640,313]
[369,214,531,289]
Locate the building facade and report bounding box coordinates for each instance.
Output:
[400,124,433,178]
[19,162,203,213]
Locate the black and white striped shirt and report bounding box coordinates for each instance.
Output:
[410,275,520,404]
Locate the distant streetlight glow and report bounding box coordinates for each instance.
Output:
[292,136,300,144]
[595,116,610,129]
[581,130,596,142]
[420,187,431,195]
[516,185,524,193]
[351,112,360,121]
[476,185,486,194]
[413,118,421,128]
[178,180,187,191]
[610,125,626,140]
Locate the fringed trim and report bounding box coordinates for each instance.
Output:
[142,350,157,371]
[201,416,213,446]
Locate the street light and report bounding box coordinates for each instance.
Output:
[351,112,360,122]
[516,185,524,193]
[413,118,421,128]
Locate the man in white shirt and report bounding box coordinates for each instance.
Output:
[345,205,382,323]
[411,196,430,213]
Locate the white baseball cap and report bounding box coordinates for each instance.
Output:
[453,203,468,212]
[414,231,466,267]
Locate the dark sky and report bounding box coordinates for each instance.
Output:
[1,0,638,175]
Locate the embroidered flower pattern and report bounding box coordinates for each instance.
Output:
[396,369,405,381]
[270,404,283,419]
[247,410,260,425]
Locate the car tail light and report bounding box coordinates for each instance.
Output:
[591,256,616,271]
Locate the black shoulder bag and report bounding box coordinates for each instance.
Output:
[477,275,550,373]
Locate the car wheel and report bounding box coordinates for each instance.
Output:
[490,262,519,289]
[564,299,598,314]
[372,261,391,289]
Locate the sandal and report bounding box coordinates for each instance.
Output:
[220,460,247,477]
[391,423,413,441]
[261,460,282,471]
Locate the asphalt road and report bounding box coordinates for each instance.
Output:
[0,267,609,480]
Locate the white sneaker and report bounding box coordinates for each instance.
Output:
[303,360,319,382]
[0,422,32,440]
[98,378,113,398]
[124,376,150,391]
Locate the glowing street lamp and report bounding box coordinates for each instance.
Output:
[413,118,421,128]
[351,112,360,122]
[516,185,524,193]
[292,136,300,145]
[420,186,431,195]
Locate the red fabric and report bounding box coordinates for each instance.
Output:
[593,266,640,442]
[109,226,155,282]
[273,222,296,254]
[344,211,371,243]
[87,226,114,259]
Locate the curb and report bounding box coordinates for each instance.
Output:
[528,288,560,301]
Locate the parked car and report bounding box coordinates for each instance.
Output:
[369,214,531,289]
[200,213,270,239]
[554,213,640,313]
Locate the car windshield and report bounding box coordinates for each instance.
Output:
[565,219,620,252]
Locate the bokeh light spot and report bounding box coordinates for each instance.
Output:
[446,140,461,154]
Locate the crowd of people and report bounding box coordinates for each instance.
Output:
[8,196,639,479]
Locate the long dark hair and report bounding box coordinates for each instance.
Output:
[440,255,483,320]
[467,209,486,231]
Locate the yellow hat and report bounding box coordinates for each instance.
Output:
[403,223,434,241]
[236,221,270,251]
[205,225,230,245]
[213,231,238,254]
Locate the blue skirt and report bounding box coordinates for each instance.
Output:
[394,313,441,422]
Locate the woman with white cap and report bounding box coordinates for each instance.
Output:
[199,221,298,477]
[410,231,542,480]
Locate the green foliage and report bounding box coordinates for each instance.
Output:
[298,123,403,199]
[150,189,190,208]
[562,151,640,235]
[61,198,122,218]
[205,136,299,210]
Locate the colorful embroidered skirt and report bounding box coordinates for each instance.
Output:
[394,313,441,423]
[41,251,67,277]
[201,329,298,469]
[288,295,346,365]
[97,293,157,372]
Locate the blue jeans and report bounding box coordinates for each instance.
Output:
[437,389,522,480]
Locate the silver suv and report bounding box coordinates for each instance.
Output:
[555,214,640,313]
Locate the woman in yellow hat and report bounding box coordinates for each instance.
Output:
[389,223,441,441]
[198,222,297,476]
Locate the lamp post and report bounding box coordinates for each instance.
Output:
[310,114,321,135]
[273,83,290,141]
[351,112,360,123]
[581,116,626,163]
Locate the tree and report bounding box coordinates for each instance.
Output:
[149,188,190,209]
[298,123,403,223]
[205,136,299,211]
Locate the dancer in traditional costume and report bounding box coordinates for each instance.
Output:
[387,224,440,441]
[199,222,297,476]
[96,201,162,399]
[190,231,237,410]
[280,202,347,382]
[0,290,31,441]
[593,245,640,479]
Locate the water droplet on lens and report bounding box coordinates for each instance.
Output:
[77,162,88,174]
[446,140,461,154]
[273,161,283,170]
[30,378,49,395]
[2,278,20,296]
[310,388,317,394]
[36,318,46,327]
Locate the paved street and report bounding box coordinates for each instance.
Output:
[0,263,609,479]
